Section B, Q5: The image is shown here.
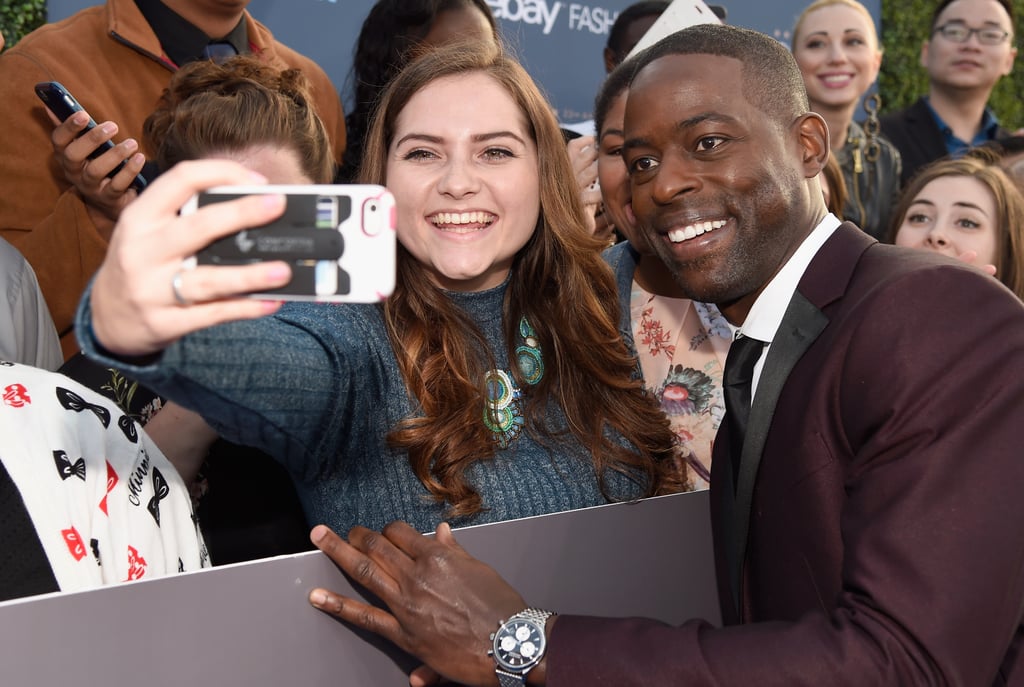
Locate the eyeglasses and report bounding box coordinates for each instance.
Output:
[933,22,1011,46]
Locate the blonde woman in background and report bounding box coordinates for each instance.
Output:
[792,0,902,239]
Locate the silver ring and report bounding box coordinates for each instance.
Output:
[170,270,191,306]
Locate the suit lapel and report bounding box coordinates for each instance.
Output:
[720,223,874,618]
[725,293,828,612]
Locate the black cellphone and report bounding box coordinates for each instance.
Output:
[34,81,148,193]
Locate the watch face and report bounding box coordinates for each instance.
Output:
[493,618,545,672]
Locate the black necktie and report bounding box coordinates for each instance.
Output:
[723,334,765,490]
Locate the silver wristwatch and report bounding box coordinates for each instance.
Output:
[488,607,555,686]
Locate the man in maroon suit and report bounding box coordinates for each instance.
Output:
[307,24,1024,686]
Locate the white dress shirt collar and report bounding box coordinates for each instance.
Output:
[736,213,842,398]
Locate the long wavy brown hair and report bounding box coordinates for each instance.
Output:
[359,41,684,517]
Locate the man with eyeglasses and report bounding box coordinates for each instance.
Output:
[881,0,1017,186]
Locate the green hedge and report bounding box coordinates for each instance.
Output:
[0,0,46,49]
[878,0,1022,127]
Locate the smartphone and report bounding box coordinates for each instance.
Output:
[181,184,397,302]
[34,81,148,193]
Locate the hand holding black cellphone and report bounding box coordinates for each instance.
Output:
[34,81,148,193]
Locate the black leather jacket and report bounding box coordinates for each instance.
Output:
[834,121,902,240]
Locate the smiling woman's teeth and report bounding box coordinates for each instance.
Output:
[668,219,727,243]
[431,211,494,226]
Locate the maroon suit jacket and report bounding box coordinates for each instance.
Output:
[548,223,1024,685]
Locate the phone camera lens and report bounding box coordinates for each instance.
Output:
[363,199,383,236]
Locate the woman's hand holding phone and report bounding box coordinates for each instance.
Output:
[89,160,292,357]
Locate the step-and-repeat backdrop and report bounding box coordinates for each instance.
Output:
[47,0,880,124]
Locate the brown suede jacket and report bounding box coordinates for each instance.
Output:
[0,0,346,358]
